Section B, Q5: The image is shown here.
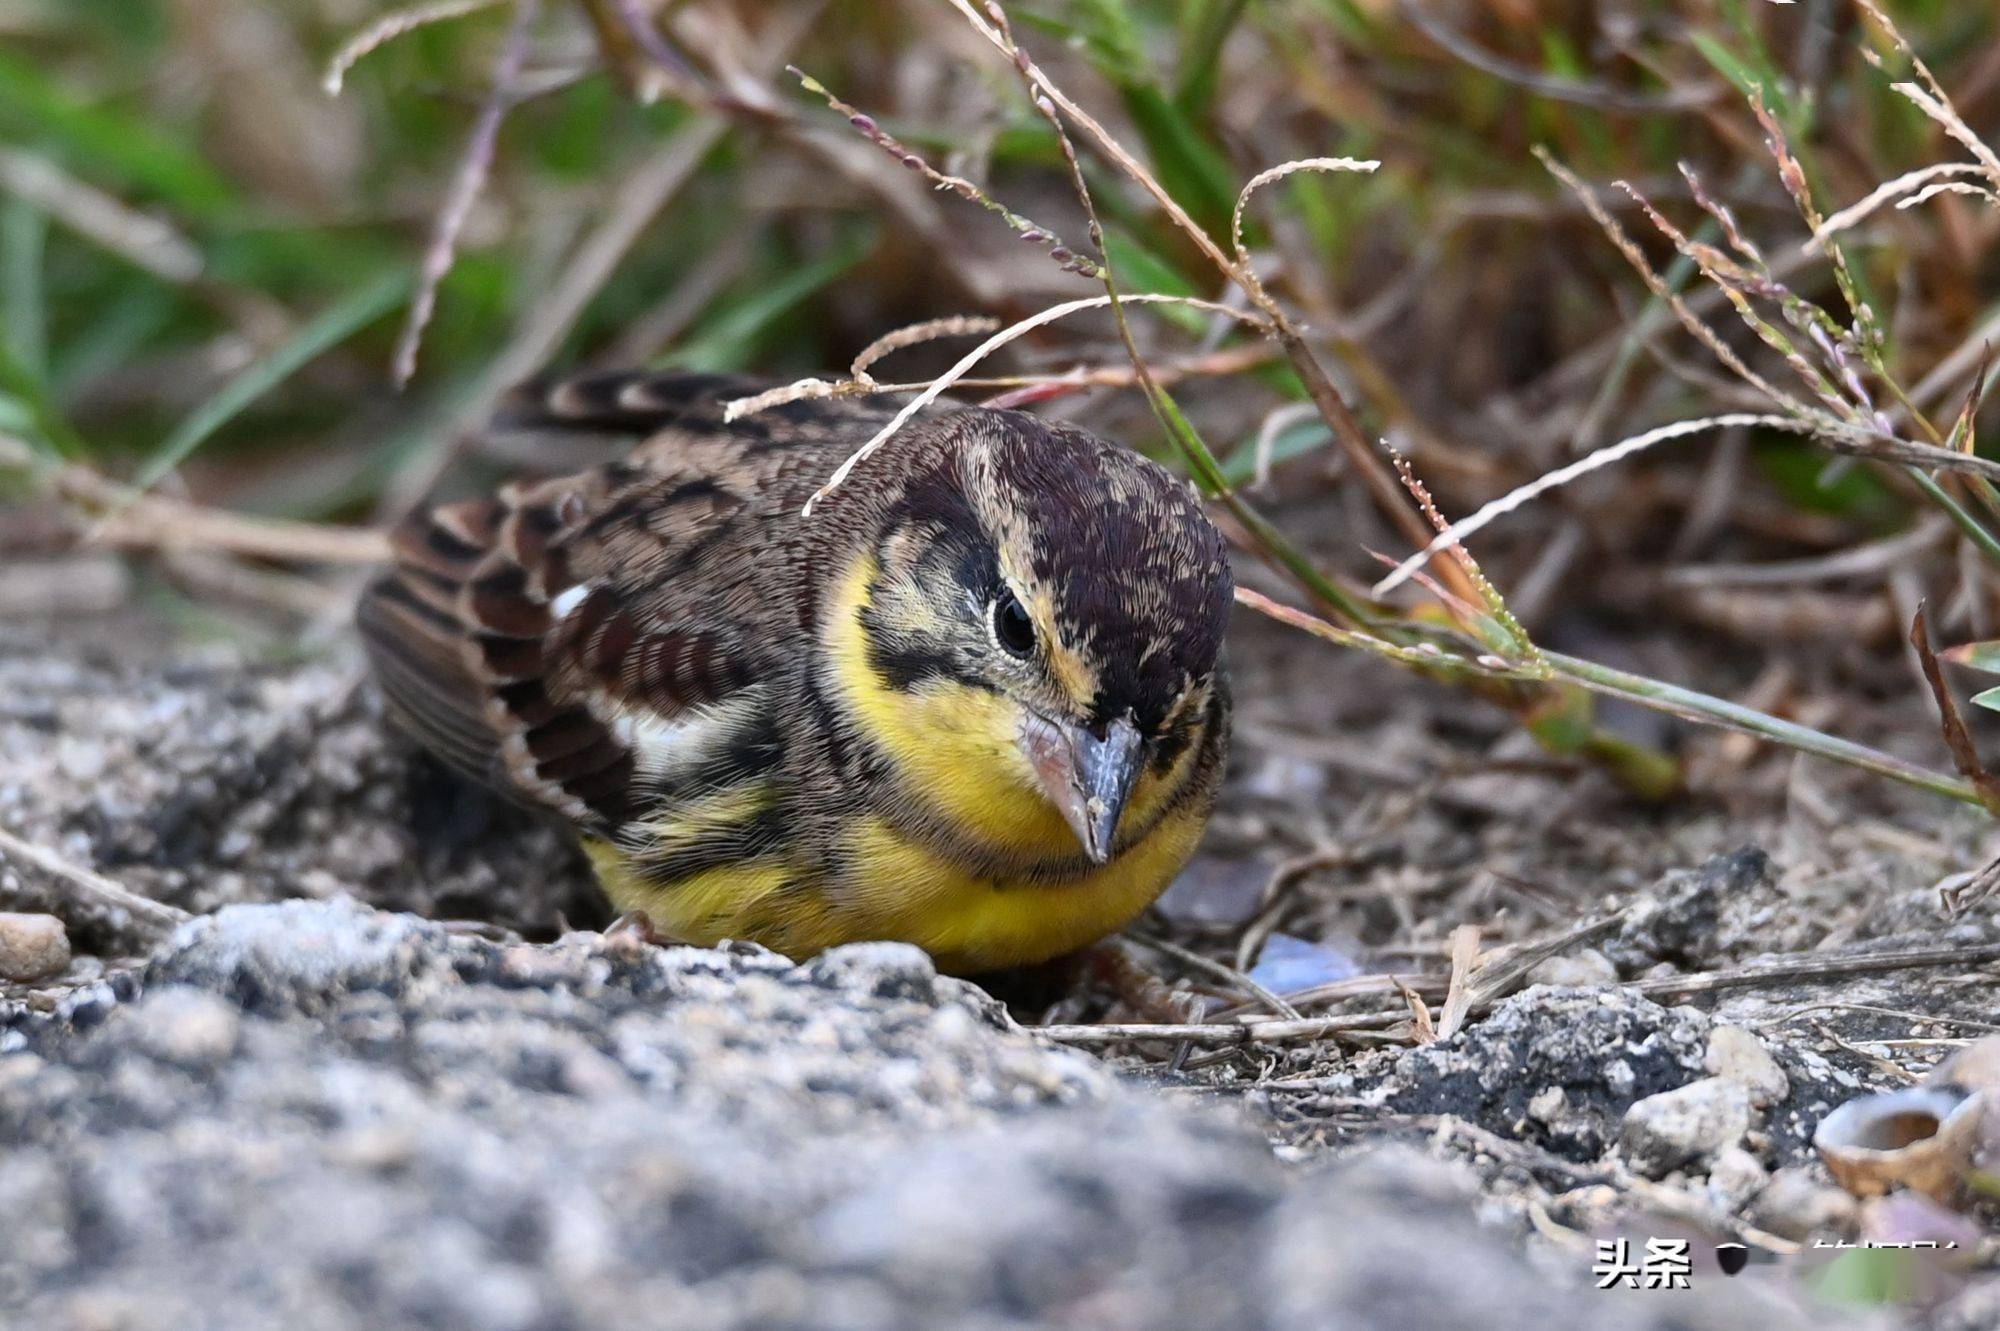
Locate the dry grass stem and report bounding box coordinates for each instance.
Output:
[0,823,189,933]
[1435,924,1482,1041]
[1,435,390,565]
[849,316,1003,382]
[790,66,1098,277]
[323,0,504,96]
[1231,587,1538,679]
[1899,180,2000,211]
[1251,401,1322,491]
[0,148,203,283]
[1231,157,1380,301]
[796,292,1270,514]
[1130,932,1301,1021]
[1536,147,1806,413]
[1808,162,1991,252]
[1909,604,2000,812]
[1372,413,1795,597]
[1393,0,1717,112]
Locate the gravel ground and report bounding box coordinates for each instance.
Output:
[1,898,1860,1331]
[0,617,1986,1328]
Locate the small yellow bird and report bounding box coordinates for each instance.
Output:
[359,371,1232,974]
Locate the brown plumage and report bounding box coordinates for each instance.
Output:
[359,370,1233,973]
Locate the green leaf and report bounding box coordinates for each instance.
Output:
[1945,642,2000,675]
[135,270,409,490]
[1074,0,1148,82]
[0,338,84,459]
[0,392,34,436]
[52,283,175,398]
[1754,440,1903,523]
[1970,685,2000,713]
[1041,0,1236,237]
[1809,1248,1918,1307]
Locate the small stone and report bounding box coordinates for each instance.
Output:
[1527,1086,1568,1125]
[128,988,241,1065]
[1620,1076,1751,1176]
[1706,1025,1790,1108]
[1706,1146,1769,1211]
[1752,1166,1857,1240]
[0,912,70,983]
[1525,948,1617,988]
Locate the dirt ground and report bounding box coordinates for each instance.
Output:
[4,573,2000,1320]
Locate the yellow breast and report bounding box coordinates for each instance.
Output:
[587,800,1205,975]
[583,549,1216,973]
[823,802,1208,973]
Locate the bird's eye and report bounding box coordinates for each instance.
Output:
[991,588,1037,657]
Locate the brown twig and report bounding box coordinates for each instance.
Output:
[378,4,820,519]
[577,0,699,103]
[1395,0,1718,112]
[1034,1009,1405,1048]
[1042,929,2000,1051]
[0,148,203,284]
[1910,602,2000,813]
[1397,977,1436,1043]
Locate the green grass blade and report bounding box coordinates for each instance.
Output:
[1174,0,1251,116]
[1101,229,1204,332]
[0,48,237,218]
[1117,83,1239,238]
[0,339,84,459]
[51,283,174,398]
[135,270,409,491]
[667,231,869,373]
[2,196,49,386]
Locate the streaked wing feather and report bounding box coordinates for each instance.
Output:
[361,369,930,829]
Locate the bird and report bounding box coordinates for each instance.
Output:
[357,370,1233,974]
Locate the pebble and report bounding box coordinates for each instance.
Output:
[0,911,70,983]
[1705,1025,1790,1107]
[1620,1076,1751,1176]
[1524,948,1617,988]
[1705,1146,1769,1211]
[128,989,242,1065]
[1752,1165,1857,1240]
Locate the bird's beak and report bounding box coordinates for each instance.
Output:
[1017,711,1144,864]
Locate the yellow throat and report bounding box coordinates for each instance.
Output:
[586,550,1211,973]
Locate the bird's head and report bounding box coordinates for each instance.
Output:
[824,408,1232,864]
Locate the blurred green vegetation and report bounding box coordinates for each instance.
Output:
[0,0,1995,558]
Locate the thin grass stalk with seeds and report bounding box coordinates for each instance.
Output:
[743,0,1995,814]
